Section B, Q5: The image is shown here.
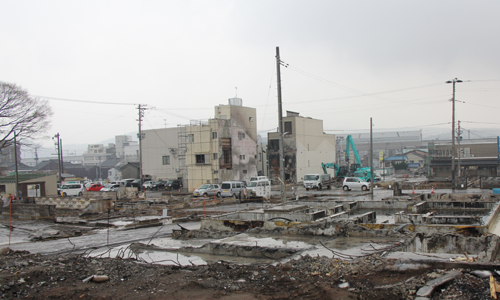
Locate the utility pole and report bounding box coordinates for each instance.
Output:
[457,120,462,183]
[446,78,462,190]
[59,138,64,176]
[34,146,39,170]
[14,132,19,199]
[370,118,374,200]
[276,46,285,200]
[53,133,62,184]
[137,104,147,188]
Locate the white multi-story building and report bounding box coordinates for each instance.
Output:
[268,111,336,183]
[141,127,182,181]
[185,98,258,190]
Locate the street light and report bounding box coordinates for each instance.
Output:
[446,78,463,189]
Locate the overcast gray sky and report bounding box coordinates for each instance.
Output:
[2,1,500,157]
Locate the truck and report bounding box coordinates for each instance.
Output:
[303,173,331,190]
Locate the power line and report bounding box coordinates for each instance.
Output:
[34,95,136,106]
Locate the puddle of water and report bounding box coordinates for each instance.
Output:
[215,233,314,249]
[300,236,404,259]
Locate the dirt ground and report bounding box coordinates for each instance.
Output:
[0,247,495,300]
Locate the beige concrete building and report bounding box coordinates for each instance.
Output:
[429,139,500,178]
[141,127,182,181]
[268,111,336,183]
[185,98,258,191]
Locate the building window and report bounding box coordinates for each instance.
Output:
[213,153,218,160]
[284,121,292,135]
[195,154,210,164]
[212,132,217,139]
[214,178,219,184]
[238,132,245,140]
[214,170,218,174]
[188,134,194,143]
[269,139,279,151]
[220,138,232,169]
[259,153,262,162]
[243,170,247,174]
[162,155,170,165]
[239,155,245,160]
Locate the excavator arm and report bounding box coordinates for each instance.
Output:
[321,163,339,175]
[346,135,361,165]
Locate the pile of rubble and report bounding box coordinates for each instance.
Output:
[1,245,499,299]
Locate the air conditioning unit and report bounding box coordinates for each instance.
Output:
[175,169,180,172]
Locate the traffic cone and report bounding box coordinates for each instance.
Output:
[412,186,415,194]
[431,186,435,194]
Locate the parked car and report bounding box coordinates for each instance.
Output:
[246,179,271,193]
[101,184,121,192]
[126,179,142,191]
[59,183,86,197]
[143,181,155,190]
[249,176,269,182]
[220,181,246,198]
[152,181,166,190]
[342,177,370,191]
[165,179,183,191]
[193,184,221,197]
[87,183,104,192]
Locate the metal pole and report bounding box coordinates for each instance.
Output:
[446,78,462,189]
[55,133,62,184]
[14,132,19,199]
[138,105,144,191]
[457,120,461,184]
[276,46,285,199]
[60,138,64,176]
[370,118,373,200]
[451,80,456,189]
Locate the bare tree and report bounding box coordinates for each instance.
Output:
[0,82,52,150]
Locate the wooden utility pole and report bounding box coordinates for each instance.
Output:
[53,133,62,184]
[276,47,285,200]
[137,104,147,189]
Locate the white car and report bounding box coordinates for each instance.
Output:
[59,184,86,197]
[342,177,370,191]
[193,184,221,197]
[142,181,154,190]
[101,184,121,192]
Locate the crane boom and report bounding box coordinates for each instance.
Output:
[346,135,361,165]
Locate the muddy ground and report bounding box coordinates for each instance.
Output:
[0,246,496,300]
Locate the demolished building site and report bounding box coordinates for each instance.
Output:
[2,179,500,299]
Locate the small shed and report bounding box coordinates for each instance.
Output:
[120,162,140,180]
[0,173,57,198]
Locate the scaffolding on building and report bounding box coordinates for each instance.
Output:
[177,124,189,189]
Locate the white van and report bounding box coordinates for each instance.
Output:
[246,179,271,193]
[220,181,246,198]
[249,176,269,182]
[59,183,86,197]
[303,174,331,190]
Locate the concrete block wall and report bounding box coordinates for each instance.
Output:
[36,197,91,209]
[352,211,376,224]
[0,204,56,220]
